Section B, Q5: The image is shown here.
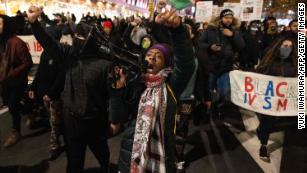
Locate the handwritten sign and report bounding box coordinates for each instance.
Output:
[230,70,303,116]
[195,1,213,23]
[240,0,264,21]
[18,35,43,64]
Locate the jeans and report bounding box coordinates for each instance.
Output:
[209,72,230,107]
[1,84,26,132]
[258,114,274,145]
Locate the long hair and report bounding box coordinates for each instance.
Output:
[0,15,17,44]
[256,36,298,76]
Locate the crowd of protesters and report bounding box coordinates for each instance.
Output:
[0,1,302,173]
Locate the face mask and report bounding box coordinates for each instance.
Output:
[250,27,258,32]
[54,19,60,24]
[222,22,231,29]
[279,47,292,60]
[141,38,151,49]
[72,37,85,54]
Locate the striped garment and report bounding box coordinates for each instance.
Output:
[130,69,172,173]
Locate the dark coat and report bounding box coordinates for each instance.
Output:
[110,25,195,173]
[262,33,278,53]
[0,36,33,87]
[29,26,64,100]
[258,58,296,77]
[30,21,111,121]
[29,50,65,100]
[198,16,245,76]
[239,31,263,69]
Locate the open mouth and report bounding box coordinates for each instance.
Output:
[147,64,154,69]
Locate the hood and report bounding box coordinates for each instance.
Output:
[0,15,17,43]
[208,16,241,30]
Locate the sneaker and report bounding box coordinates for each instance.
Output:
[48,147,63,161]
[176,161,186,173]
[3,129,21,147]
[259,145,270,162]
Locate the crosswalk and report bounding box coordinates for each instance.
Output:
[228,109,284,173]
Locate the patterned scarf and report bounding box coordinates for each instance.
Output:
[131,68,172,173]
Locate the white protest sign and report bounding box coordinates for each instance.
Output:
[18,35,43,64]
[195,1,213,23]
[212,5,222,18]
[223,3,241,18]
[230,70,303,116]
[240,0,264,21]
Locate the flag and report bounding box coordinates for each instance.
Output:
[169,0,192,10]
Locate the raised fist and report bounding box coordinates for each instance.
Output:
[27,6,42,23]
[155,9,181,28]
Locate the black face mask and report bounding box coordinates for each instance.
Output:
[53,19,60,24]
[221,22,232,29]
[72,37,86,55]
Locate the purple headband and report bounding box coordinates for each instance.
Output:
[149,43,171,66]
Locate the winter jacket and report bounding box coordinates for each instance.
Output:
[29,25,65,100]
[198,16,245,76]
[239,32,263,69]
[29,50,65,100]
[0,36,33,87]
[31,21,111,121]
[110,25,195,173]
[262,33,278,53]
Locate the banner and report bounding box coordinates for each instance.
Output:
[223,3,241,18]
[240,0,264,21]
[18,35,43,64]
[230,70,304,116]
[195,1,213,23]
[212,5,222,18]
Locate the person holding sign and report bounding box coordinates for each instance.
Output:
[256,36,298,162]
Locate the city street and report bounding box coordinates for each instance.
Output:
[0,107,306,173]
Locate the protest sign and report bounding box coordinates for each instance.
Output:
[195,1,213,23]
[230,70,303,116]
[18,35,43,64]
[223,3,241,18]
[240,0,264,21]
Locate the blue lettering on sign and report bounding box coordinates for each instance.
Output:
[265,81,274,97]
[244,93,247,104]
[263,97,272,110]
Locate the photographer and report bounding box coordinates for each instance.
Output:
[198,9,244,116]
[27,6,111,173]
[110,10,195,173]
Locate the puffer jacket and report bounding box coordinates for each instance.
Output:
[110,25,195,173]
[198,16,245,76]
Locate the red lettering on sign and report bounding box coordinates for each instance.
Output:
[33,42,42,52]
[245,76,254,92]
[248,94,257,106]
[277,99,288,111]
[276,82,287,97]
